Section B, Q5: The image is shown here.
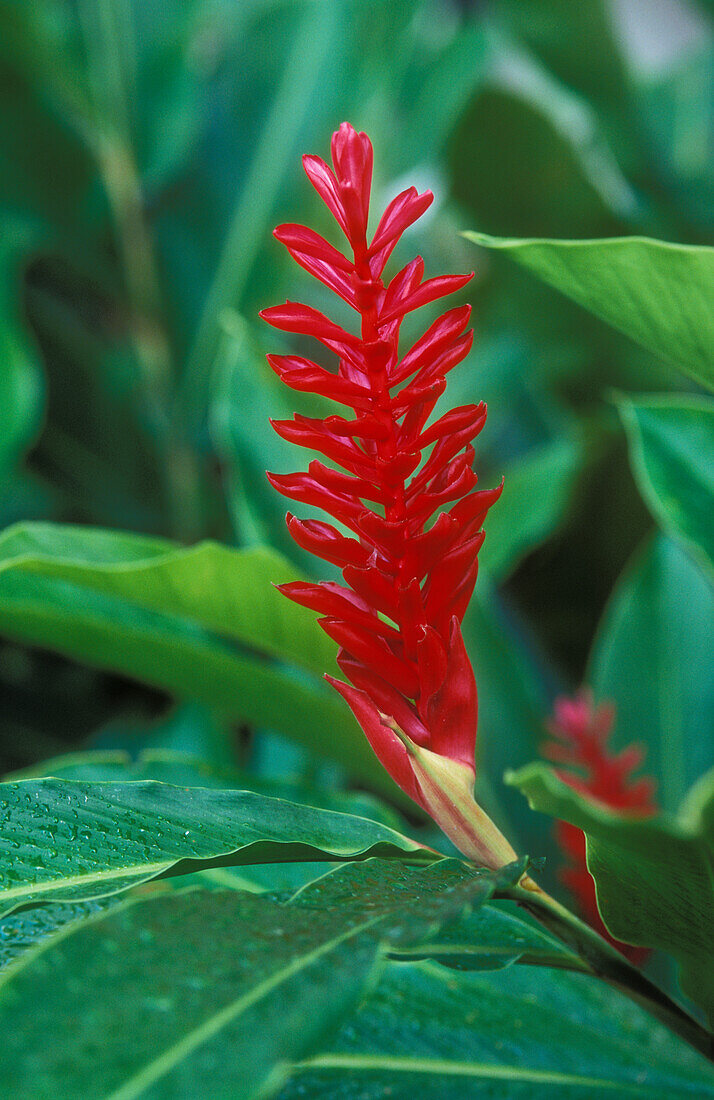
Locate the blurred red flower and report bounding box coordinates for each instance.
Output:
[543,689,658,963]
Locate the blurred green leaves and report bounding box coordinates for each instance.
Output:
[589,536,714,812]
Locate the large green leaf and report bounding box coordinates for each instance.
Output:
[589,535,714,812]
[282,960,714,1097]
[465,234,714,390]
[0,523,336,677]
[0,525,397,795]
[8,746,406,830]
[617,394,714,576]
[507,762,714,1025]
[0,859,523,1099]
[0,778,432,916]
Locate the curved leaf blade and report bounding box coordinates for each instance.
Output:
[0,523,336,677]
[0,779,432,917]
[465,233,714,390]
[617,394,714,576]
[0,565,392,797]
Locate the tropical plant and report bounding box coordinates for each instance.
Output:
[1,2,713,1095]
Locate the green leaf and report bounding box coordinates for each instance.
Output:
[0,523,336,677]
[0,859,521,1099]
[0,887,374,1100]
[617,394,714,576]
[507,762,714,1025]
[388,898,580,972]
[283,960,714,1097]
[0,778,432,917]
[589,535,714,812]
[0,525,399,797]
[8,746,407,831]
[0,898,113,973]
[480,435,584,580]
[465,234,714,390]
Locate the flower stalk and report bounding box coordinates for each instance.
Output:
[261,122,510,867]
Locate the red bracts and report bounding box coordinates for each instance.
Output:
[544,690,657,962]
[261,123,501,814]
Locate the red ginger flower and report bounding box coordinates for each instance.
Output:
[261,123,515,868]
[544,689,657,962]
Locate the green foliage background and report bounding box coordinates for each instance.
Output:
[0,1,713,1093]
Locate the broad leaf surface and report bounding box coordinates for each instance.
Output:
[617,394,714,575]
[465,234,714,390]
[0,541,394,796]
[589,535,714,812]
[508,762,714,1024]
[0,859,524,1099]
[6,748,406,830]
[281,960,714,1098]
[0,778,431,916]
[0,523,336,677]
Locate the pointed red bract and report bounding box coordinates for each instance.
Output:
[543,689,658,964]
[262,122,501,810]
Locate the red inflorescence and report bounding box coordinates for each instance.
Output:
[261,122,501,810]
[543,689,658,962]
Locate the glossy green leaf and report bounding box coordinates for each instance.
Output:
[617,394,714,575]
[589,535,714,812]
[8,746,406,830]
[507,762,714,1024]
[465,234,714,390]
[282,960,714,1097]
[0,859,523,1099]
[0,778,432,917]
[388,898,580,973]
[0,887,374,1100]
[0,529,396,796]
[0,523,336,677]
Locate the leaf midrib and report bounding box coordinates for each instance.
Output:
[291,1053,669,1094]
[104,912,386,1100]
